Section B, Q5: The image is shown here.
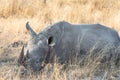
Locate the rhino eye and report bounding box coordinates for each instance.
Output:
[36,60,39,64]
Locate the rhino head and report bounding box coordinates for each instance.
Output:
[18,22,55,71]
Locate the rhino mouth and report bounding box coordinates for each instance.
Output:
[32,66,44,72]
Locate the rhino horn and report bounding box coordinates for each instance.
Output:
[26,50,29,58]
[18,46,25,66]
[26,22,37,38]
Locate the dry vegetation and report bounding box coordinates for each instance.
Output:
[0,0,120,80]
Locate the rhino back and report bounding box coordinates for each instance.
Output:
[39,21,120,63]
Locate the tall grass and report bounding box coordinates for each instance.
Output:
[0,0,120,24]
[0,0,120,46]
[1,46,119,80]
[0,0,120,43]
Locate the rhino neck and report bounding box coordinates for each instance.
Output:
[40,22,66,46]
[45,46,55,64]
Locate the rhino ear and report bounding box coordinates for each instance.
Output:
[47,36,55,47]
[26,22,37,38]
[18,46,25,66]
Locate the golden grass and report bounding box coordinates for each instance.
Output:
[0,0,120,80]
[0,0,120,45]
[0,0,120,44]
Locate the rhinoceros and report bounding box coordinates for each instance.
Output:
[18,21,120,71]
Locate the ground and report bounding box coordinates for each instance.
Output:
[0,0,120,80]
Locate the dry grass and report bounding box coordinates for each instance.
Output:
[0,0,120,80]
[0,47,119,80]
[0,0,120,45]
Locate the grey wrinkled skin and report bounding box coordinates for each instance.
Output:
[18,21,120,72]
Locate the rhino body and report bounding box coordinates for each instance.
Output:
[18,21,120,71]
